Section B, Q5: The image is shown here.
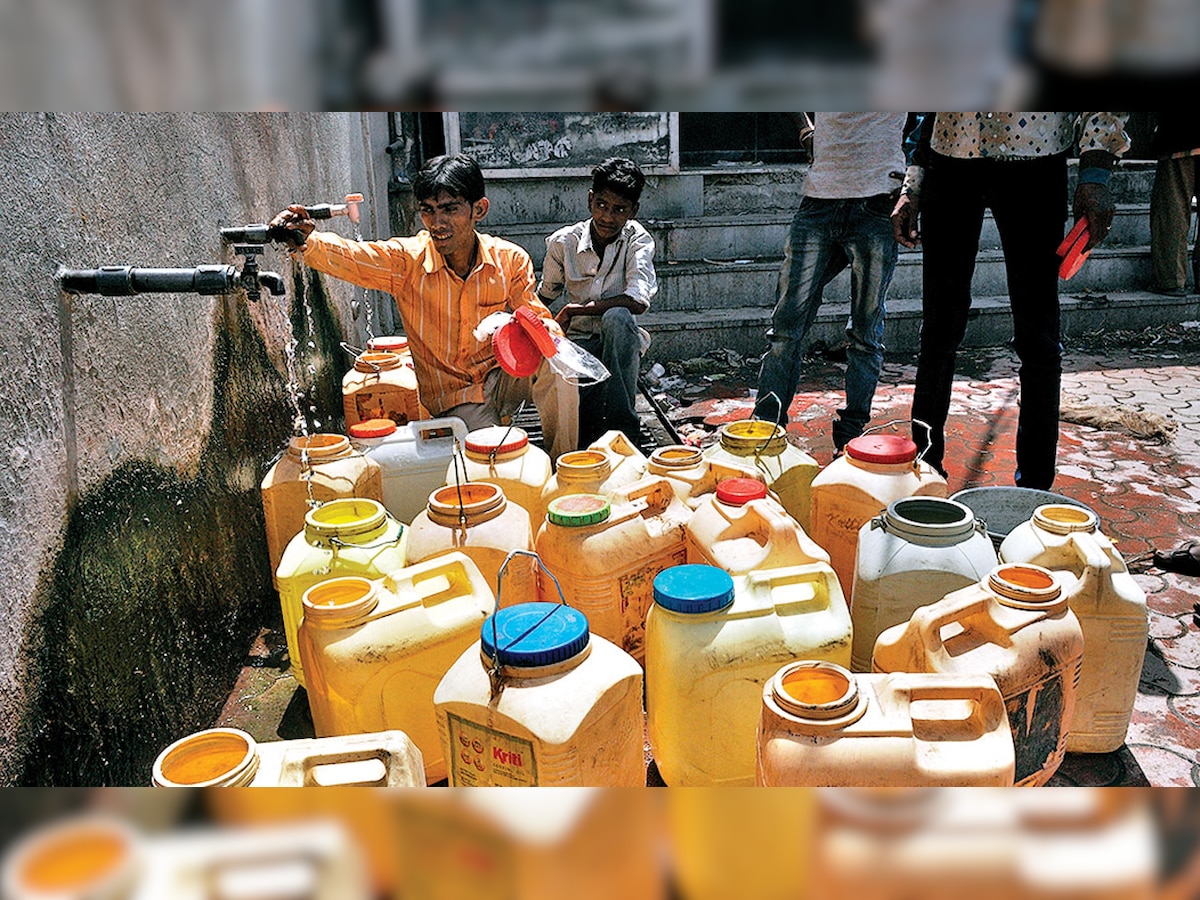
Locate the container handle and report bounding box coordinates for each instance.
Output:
[913,593,994,667]
[753,390,783,427]
[1067,530,1112,602]
[857,417,932,469]
[294,749,391,787]
[341,340,382,372]
[898,676,1008,734]
[488,549,567,698]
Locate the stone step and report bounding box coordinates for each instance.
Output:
[652,244,1159,310]
[639,290,1200,362]
[511,202,1180,271]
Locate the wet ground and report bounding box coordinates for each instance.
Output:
[218,325,1200,786]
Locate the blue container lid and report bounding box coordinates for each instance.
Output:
[653,565,736,615]
[480,602,591,667]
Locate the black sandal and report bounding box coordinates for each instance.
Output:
[1152,539,1200,576]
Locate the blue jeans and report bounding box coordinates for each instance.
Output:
[573,307,644,446]
[754,194,895,449]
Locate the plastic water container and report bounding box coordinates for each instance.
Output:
[534,476,691,664]
[297,554,496,785]
[433,601,645,786]
[646,563,853,786]
[1,815,143,900]
[703,419,819,531]
[151,726,424,787]
[756,660,1015,787]
[850,497,998,672]
[275,497,407,687]
[393,790,665,900]
[810,433,948,602]
[540,431,649,510]
[342,349,423,428]
[646,444,764,509]
[999,504,1148,753]
[131,821,372,900]
[260,433,383,582]
[685,477,830,575]
[349,415,467,526]
[404,482,537,607]
[447,425,553,525]
[667,790,816,900]
[872,564,1085,787]
[203,790,400,899]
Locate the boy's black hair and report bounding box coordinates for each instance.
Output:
[591,157,645,204]
[413,154,486,204]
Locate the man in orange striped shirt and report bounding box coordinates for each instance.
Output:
[271,154,579,459]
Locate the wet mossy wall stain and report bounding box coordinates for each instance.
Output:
[17,270,345,786]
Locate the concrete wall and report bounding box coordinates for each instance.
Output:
[0,112,386,785]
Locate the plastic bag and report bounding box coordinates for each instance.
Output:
[474,311,610,387]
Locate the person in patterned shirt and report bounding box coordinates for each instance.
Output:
[892,112,1130,490]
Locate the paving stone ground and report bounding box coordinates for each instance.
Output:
[218,339,1200,787]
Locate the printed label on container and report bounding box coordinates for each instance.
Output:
[618,547,688,659]
[447,713,538,786]
[355,390,410,426]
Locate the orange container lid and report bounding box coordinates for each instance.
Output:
[515,306,558,357]
[349,418,398,439]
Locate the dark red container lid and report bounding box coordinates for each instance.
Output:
[845,434,918,465]
[716,477,769,505]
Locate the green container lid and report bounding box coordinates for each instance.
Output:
[547,493,612,527]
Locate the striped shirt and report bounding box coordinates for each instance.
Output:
[300,229,560,414]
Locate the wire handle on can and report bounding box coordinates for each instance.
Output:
[490,401,525,465]
[487,549,567,699]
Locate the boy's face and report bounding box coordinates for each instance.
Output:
[588,188,637,245]
[419,189,489,260]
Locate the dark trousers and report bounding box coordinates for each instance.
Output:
[912,152,1067,489]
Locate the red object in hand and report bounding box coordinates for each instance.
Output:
[1057,217,1090,280]
[492,308,558,377]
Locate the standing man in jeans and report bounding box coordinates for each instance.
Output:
[892,112,1130,489]
[753,112,910,454]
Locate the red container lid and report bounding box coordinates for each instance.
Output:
[348,418,398,439]
[465,425,529,455]
[845,434,918,465]
[515,306,559,358]
[716,477,768,505]
[492,320,543,377]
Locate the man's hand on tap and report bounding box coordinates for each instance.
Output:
[269,205,316,245]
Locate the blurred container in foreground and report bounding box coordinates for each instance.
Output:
[668,789,816,900]
[394,789,666,900]
[133,820,372,900]
[2,814,143,900]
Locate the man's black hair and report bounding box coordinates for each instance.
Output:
[413,154,486,204]
[591,157,645,204]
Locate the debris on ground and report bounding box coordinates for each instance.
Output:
[1059,401,1179,444]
